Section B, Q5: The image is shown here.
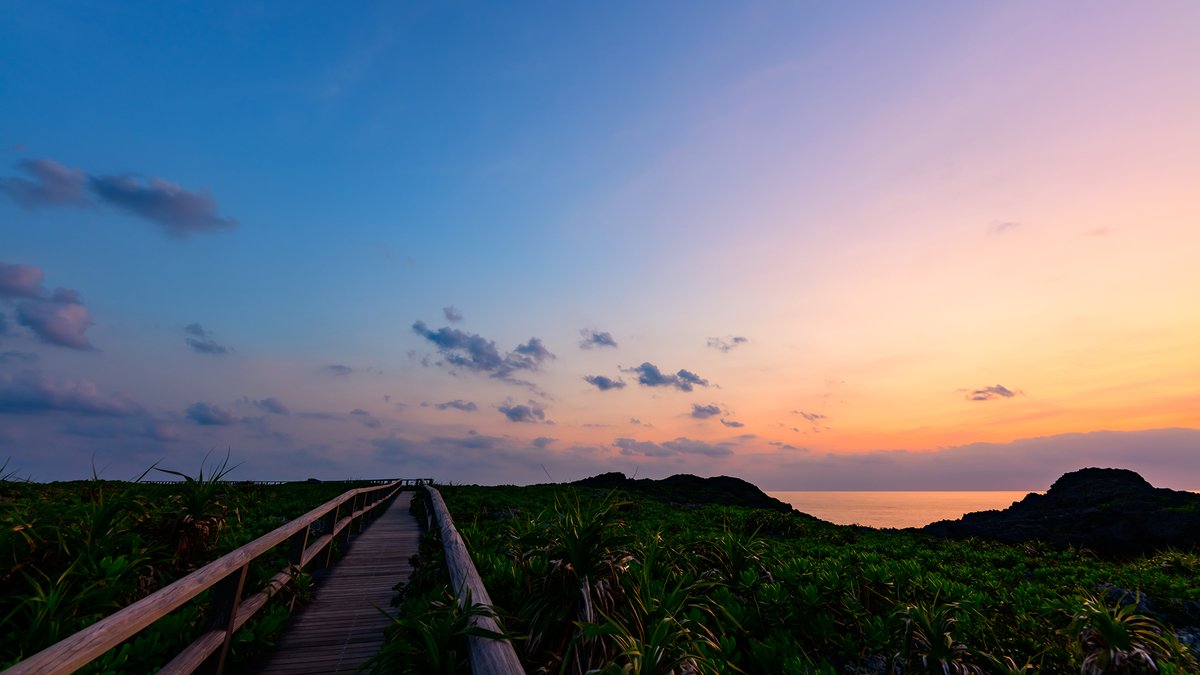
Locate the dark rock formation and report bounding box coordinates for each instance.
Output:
[571,472,795,513]
[923,467,1200,555]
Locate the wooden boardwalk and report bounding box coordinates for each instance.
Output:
[249,492,421,674]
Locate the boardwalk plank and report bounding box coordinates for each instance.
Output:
[246,493,420,674]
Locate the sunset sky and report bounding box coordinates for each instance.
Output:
[2,2,1198,489]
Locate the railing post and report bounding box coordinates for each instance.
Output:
[206,564,248,675]
[321,503,340,568]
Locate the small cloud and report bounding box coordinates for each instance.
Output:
[411,321,555,383]
[0,158,89,209]
[498,403,545,423]
[613,436,733,458]
[988,221,1020,235]
[0,262,46,298]
[186,402,235,425]
[584,375,626,391]
[690,403,721,419]
[706,336,748,353]
[89,173,237,237]
[966,384,1018,401]
[720,419,744,428]
[624,362,709,392]
[532,436,556,448]
[579,329,618,349]
[16,288,94,350]
[183,323,230,355]
[434,399,478,412]
[325,364,353,376]
[443,306,463,323]
[254,397,290,415]
[349,408,381,428]
[792,410,826,423]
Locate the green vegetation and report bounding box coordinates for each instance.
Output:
[381,485,1199,674]
[0,461,378,672]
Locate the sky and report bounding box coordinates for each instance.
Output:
[1,1,1198,489]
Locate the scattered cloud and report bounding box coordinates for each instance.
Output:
[624,362,709,392]
[691,403,721,419]
[0,371,142,416]
[183,323,230,355]
[706,336,748,353]
[987,220,1021,235]
[325,364,353,376]
[533,436,556,448]
[411,321,555,383]
[966,384,1018,401]
[434,399,478,412]
[584,375,626,391]
[793,410,826,423]
[443,306,463,323]
[89,173,237,237]
[498,403,546,423]
[579,329,618,349]
[349,408,381,428]
[0,158,88,209]
[0,262,46,298]
[1,158,237,237]
[720,419,744,428]
[254,397,290,415]
[185,402,235,425]
[16,288,94,350]
[613,437,733,458]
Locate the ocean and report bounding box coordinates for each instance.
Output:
[766,491,1037,529]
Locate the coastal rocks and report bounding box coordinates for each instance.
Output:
[922,468,1200,555]
[571,472,796,513]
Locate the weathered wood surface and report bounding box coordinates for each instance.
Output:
[4,480,416,675]
[424,485,524,675]
[250,494,421,674]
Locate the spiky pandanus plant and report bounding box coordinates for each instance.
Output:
[513,495,634,674]
[896,594,986,675]
[153,451,241,568]
[1064,591,1196,674]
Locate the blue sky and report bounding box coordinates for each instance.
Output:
[2,2,1198,487]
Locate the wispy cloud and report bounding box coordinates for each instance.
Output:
[89,174,237,237]
[613,436,733,458]
[706,336,748,353]
[183,323,231,355]
[0,371,142,416]
[584,375,626,391]
[443,306,463,323]
[987,220,1021,235]
[720,419,744,428]
[691,403,721,419]
[0,159,88,209]
[623,362,709,392]
[1,158,237,237]
[325,364,353,376]
[254,397,290,415]
[433,399,477,412]
[579,329,618,349]
[966,384,1018,401]
[185,402,235,425]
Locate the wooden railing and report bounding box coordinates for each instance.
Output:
[422,484,523,675]
[5,478,432,675]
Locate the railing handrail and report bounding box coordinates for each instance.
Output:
[423,484,524,675]
[5,478,432,675]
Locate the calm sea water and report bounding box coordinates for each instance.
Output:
[767,491,1037,529]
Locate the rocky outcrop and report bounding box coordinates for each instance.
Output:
[923,467,1200,555]
[571,472,796,513]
